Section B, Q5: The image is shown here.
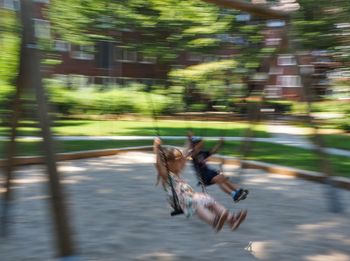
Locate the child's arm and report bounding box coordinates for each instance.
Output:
[209,138,224,155]
[185,130,201,158]
[183,131,194,158]
[153,138,168,186]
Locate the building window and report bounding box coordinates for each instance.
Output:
[96,41,114,68]
[277,75,301,87]
[54,40,70,52]
[265,86,282,98]
[115,46,138,62]
[277,55,296,66]
[2,0,19,10]
[251,73,268,81]
[140,54,156,64]
[299,65,314,75]
[236,13,251,22]
[71,45,94,60]
[265,38,281,46]
[33,19,51,39]
[33,0,49,3]
[266,20,286,28]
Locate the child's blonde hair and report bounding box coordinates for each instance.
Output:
[155,147,185,186]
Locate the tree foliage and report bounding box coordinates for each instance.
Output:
[0,8,20,85]
[293,0,350,61]
[49,0,236,63]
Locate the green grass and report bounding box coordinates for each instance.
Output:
[0,119,270,138]
[0,139,156,157]
[213,141,350,178]
[320,134,350,151]
[1,139,349,178]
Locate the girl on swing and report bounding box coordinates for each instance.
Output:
[187,132,249,203]
[154,137,247,232]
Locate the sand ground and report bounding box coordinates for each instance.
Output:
[0,152,350,261]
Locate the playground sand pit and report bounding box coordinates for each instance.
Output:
[1,152,350,261]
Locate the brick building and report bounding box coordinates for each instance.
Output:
[2,0,339,100]
[248,19,340,100]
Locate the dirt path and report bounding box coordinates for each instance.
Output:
[1,152,349,261]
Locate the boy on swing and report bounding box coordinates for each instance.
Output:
[187,132,249,203]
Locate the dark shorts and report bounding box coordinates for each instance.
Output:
[199,169,219,186]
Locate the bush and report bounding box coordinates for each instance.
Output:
[338,122,350,132]
[0,82,15,116]
[188,103,207,112]
[46,83,178,116]
[267,101,292,113]
[0,82,14,101]
[230,100,292,115]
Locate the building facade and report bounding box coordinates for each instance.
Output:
[2,0,339,100]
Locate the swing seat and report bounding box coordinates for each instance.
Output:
[197,181,214,187]
[170,208,184,216]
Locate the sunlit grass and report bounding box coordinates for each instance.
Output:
[0,139,349,178]
[0,119,269,138]
[211,140,350,178]
[320,134,350,151]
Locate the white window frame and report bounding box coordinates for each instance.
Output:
[277,54,296,66]
[71,45,94,60]
[265,37,281,46]
[139,55,156,64]
[33,0,49,3]
[299,65,314,75]
[276,75,302,87]
[265,85,282,98]
[2,0,19,10]
[266,19,286,28]
[33,19,51,39]
[236,14,251,22]
[54,40,70,52]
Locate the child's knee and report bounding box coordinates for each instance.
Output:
[213,174,226,183]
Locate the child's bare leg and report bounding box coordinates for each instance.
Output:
[196,203,229,232]
[212,175,232,194]
[224,179,239,191]
[210,201,226,214]
[210,202,237,227]
[196,205,215,226]
[213,174,248,202]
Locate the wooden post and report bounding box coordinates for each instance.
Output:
[1,0,31,237]
[200,0,343,213]
[1,74,22,237]
[13,0,77,257]
[282,19,343,213]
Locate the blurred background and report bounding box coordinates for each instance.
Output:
[1,0,349,173]
[0,0,350,260]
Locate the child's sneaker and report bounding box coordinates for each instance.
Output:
[233,189,249,203]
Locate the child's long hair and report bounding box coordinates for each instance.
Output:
[155,147,184,186]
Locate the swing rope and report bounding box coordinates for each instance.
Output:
[147,91,183,216]
[188,99,230,193]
